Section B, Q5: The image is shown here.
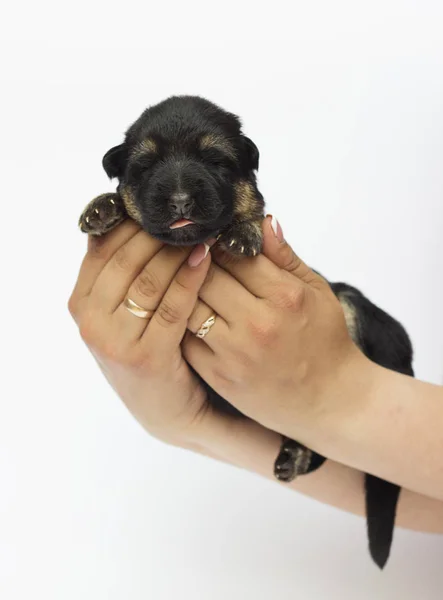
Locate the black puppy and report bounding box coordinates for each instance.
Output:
[79,95,414,569]
[80,96,264,257]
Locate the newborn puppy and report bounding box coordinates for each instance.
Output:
[79,95,414,570]
[79,95,264,256]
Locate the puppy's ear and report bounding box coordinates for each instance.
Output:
[102,144,128,179]
[240,136,259,171]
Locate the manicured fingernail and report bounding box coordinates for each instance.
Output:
[188,238,216,267]
[268,214,284,242]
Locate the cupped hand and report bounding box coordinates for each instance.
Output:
[68,220,217,446]
[183,216,366,441]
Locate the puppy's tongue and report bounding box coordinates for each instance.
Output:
[169,219,194,230]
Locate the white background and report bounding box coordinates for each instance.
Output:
[2,1,443,598]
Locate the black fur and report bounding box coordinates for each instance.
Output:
[79,95,415,569]
[331,282,414,568]
[80,96,264,253]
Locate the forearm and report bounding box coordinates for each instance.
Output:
[287,354,443,503]
[185,409,443,534]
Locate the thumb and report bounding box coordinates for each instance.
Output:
[262,215,327,287]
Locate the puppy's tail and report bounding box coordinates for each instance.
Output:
[365,474,401,569]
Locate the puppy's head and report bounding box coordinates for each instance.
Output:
[102,96,259,245]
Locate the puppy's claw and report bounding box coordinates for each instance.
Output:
[217,222,263,258]
[85,216,90,223]
[94,208,99,214]
[274,441,313,483]
[110,198,115,205]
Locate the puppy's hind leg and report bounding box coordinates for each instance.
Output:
[79,193,127,235]
[274,437,327,482]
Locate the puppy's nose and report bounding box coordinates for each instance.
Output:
[170,192,193,216]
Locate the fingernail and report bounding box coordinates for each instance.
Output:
[268,214,284,242]
[188,238,216,267]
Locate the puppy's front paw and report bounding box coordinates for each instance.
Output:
[79,193,125,235]
[217,221,263,257]
[274,439,312,483]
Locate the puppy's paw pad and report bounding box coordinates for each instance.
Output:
[273,441,312,483]
[274,460,297,483]
[79,194,123,235]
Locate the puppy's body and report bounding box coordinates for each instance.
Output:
[79,95,414,569]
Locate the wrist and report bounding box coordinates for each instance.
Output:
[319,349,387,451]
[283,345,381,455]
[298,347,409,475]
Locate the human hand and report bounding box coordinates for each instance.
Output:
[68,220,219,446]
[68,218,443,534]
[183,216,368,442]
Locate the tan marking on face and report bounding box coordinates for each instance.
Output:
[338,294,359,344]
[200,134,237,162]
[131,138,157,159]
[120,186,143,225]
[233,180,259,219]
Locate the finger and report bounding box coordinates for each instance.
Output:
[113,245,194,341]
[211,216,324,298]
[141,251,212,357]
[262,215,326,287]
[182,330,218,381]
[187,299,229,349]
[89,229,167,312]
[70,219,141,303]
[212,248,287,299]
[182,332,239,402]
[197,263,259,323]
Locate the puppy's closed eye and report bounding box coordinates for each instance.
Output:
[199,147,237,169]
[127,154,158,182]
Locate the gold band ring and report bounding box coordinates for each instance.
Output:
[124,297,154,320]
[196,314,217,339]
